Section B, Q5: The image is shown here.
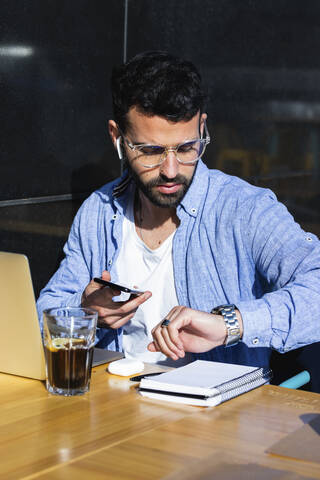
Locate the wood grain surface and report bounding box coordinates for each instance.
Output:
[1,363,319,480]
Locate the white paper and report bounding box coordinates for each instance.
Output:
[140,360,258,396]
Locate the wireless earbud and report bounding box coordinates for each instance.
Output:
[116,137,123,160]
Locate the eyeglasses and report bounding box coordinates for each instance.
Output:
[118,121,210,168]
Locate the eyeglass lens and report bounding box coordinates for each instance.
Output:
[136,139,206,167]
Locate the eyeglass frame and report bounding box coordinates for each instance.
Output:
[117,119,211,168]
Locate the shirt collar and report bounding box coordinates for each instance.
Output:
[112,170,132,198]
[178,160,209,217]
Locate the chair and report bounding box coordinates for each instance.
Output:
[270,343,320,393]
[279,370,310,389]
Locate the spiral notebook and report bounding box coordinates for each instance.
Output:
[139,360,272,407]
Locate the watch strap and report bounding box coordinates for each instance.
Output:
[211,304,240,347]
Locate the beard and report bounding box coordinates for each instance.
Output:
[126,161,195,208]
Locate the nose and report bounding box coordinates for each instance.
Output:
[159,149,179,179]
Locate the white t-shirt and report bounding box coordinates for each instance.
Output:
[114,196,191,366]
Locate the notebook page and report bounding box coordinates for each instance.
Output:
[149,360,258,389]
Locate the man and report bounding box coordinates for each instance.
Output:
[37,51,320,371]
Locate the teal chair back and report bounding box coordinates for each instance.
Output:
[279,370,310,389]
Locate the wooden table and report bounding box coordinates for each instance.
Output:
[1,363,320,480]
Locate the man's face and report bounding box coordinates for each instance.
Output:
[121,108,206,208]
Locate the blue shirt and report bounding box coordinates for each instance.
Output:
[37,160,320,368]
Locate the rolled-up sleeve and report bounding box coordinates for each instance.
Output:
[237,193,320,353]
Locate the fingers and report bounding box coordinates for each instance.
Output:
[150,307,187,360]
[82,277,114,307]
[151,308,230,355]
[82,271,152,329]
[147,336,162,354]
[101,270,111,281]
[157,327,184,361]
[82,271,113,300]
[106,291,153,328]
[99,271,123,295]
[97,291,152,329]
[98,309,135,329]
[147,342,157,352]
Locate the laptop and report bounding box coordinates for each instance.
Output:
[0,252,123,380]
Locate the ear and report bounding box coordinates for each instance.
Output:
[108,120,123,159]
[108,120,119,146]
[199,113,207,136]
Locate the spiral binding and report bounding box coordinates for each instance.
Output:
[217,367,273,403]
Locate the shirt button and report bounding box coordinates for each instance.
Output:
[252,337,259,345]
[306,236,312,242]
[191,208,197,214]
[112,214,117,220]
[108,260,113,266]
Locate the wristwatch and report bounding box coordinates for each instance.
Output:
[211,304,241,347]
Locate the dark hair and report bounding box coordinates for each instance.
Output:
[111,51,206,132]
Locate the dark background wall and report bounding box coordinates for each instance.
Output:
[1,0,319,389]
[1,0,124,292]
[2,0,320,293]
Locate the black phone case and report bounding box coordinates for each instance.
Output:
[93,278,144,295]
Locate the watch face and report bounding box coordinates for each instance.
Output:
[213,304,235,313]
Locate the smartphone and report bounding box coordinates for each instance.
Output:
[93,278,144,296]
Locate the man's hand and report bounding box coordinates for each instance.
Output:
[81,270,152,329]
[148,306,239,361]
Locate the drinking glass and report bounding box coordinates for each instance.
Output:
[42,307,98,396]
